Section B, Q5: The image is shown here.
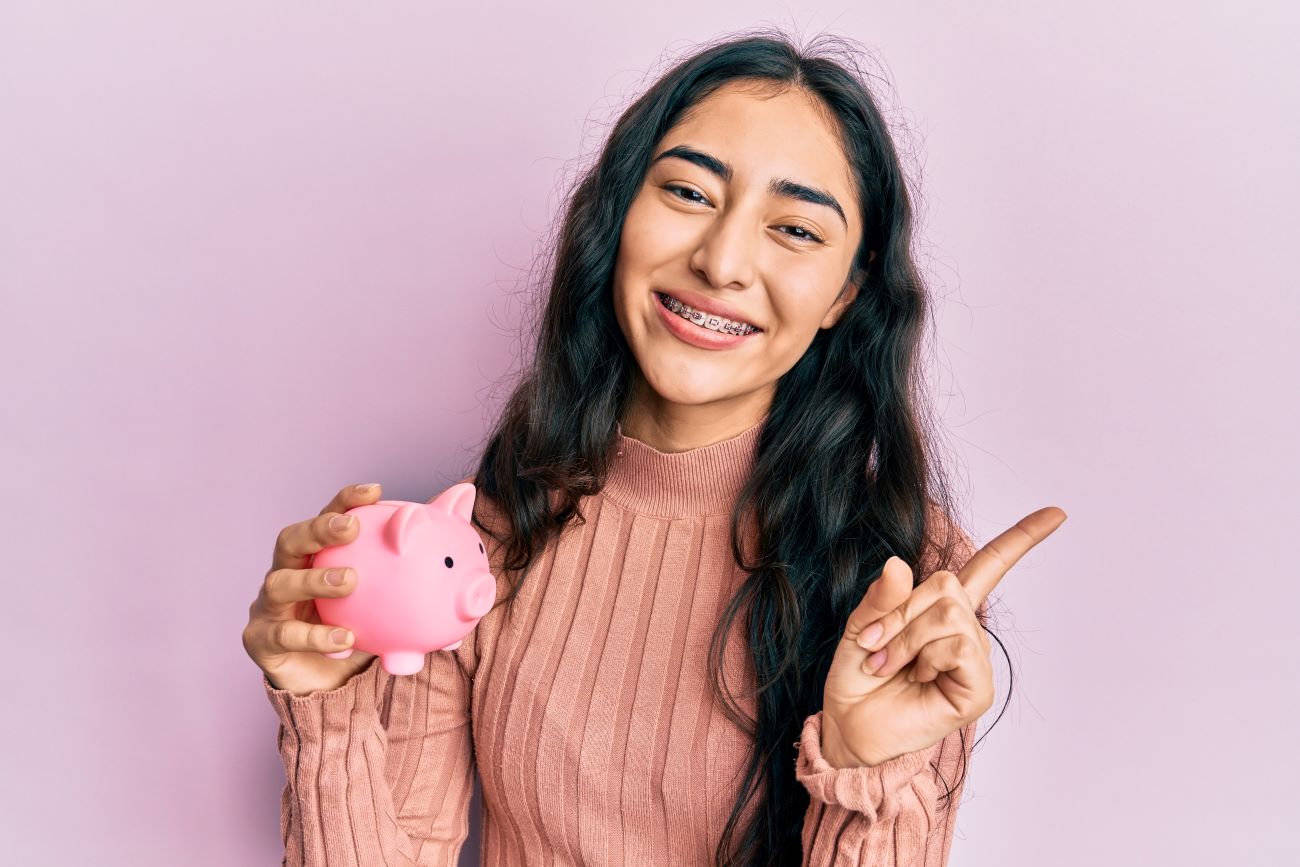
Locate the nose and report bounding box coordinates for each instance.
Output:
[456,571,496,621]
[689,208,757,290]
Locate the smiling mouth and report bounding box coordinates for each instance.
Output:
[654,292,761,336]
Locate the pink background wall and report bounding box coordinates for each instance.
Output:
[3,2,1296,864]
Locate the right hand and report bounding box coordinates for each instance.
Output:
[243,482,385,697]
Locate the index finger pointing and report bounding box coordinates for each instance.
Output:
[958,507,1068,608]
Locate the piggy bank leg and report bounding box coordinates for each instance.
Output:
[381,652,426,676]
[323,649,354,660]
[442,639,463,651]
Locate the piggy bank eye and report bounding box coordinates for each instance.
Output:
[444,556,454,568]
[478,542,484,554]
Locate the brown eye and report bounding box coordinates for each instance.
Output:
[444,556,454,568]
[664,183,710,205]
[781,224,825,244]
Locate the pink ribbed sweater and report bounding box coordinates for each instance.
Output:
[263,415,977,865]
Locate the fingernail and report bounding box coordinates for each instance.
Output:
[330,628,352,645]
[330,514,354,532]
[866,648,887,673]
[325,569,346,586]
[858,622,883,649]
[356,483,378,494]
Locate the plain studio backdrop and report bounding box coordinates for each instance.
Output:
[2,2,1296,865]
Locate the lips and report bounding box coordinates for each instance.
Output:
[654,289,762,331]
[653,291,760,348]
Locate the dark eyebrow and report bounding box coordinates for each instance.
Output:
[649,144,848,230]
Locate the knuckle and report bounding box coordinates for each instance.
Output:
[941,636,961,665]
[925,636,953,666]
[890,630,914,661]
[908,650,927,668]
[274,525,293,555]
[306,624,326,650]
[924,569,954,595]
[936,597,963,629]
[940,572,971,608]
[263,568,284,600]
[270,620,292,650]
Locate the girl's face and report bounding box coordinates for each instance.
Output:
[612,80,863,431]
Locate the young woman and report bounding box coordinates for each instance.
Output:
[245,31,1065,867]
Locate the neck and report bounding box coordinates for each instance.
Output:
[603,409,769,517]
[616,383,775,454]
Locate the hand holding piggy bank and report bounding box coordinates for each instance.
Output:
[308,482,497,676]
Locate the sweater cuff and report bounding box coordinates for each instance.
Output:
[795,710,933,819]
[261,656,383,742]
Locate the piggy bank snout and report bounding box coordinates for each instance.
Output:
[455,572,496,621]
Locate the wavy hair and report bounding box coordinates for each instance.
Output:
[465,27,1012,867]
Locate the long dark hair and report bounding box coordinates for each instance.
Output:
[465,27,1012,867]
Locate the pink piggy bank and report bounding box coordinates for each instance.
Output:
[309,482,496,676]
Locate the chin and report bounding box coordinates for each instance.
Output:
[635,351,736,407]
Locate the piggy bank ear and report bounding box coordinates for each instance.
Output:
[427,481,477,524]
[384,504,433,556]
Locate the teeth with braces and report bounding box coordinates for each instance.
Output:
[658,293,759,336]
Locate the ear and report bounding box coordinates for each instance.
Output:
[820,275,861,329]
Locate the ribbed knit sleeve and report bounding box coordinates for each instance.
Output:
[263,640,477,867]
[796,710,976,864]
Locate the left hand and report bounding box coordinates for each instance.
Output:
[820,507,1067,768]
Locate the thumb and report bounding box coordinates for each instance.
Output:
[843,556,913,644]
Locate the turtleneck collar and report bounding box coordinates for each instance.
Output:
[600,413,768,517]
